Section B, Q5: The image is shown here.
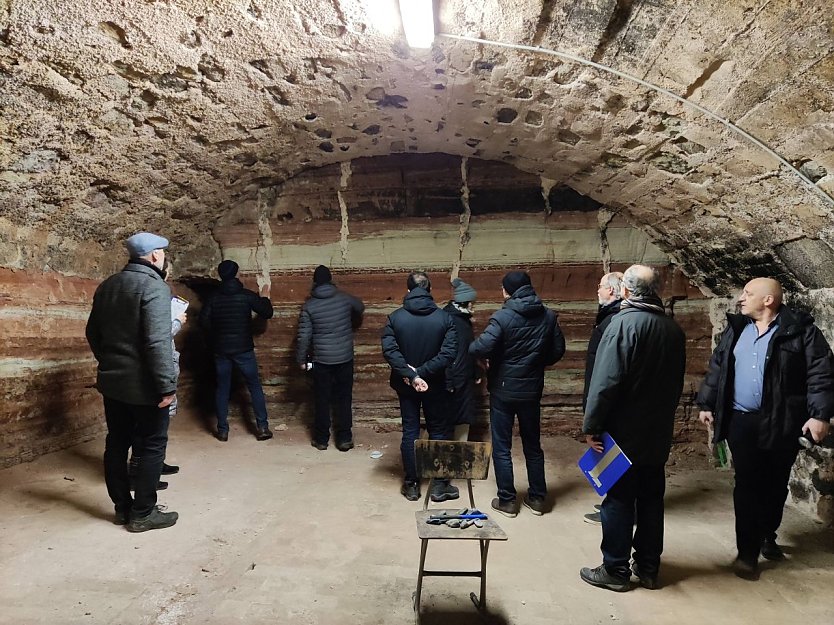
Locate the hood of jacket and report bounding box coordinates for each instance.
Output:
[312,283,337,299]
[220,278,244,294]
[403,287,438,316]
[443,301,473,320]
[503,284,544,318]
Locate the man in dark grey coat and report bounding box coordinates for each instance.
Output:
[86,232,179,532]
[580,265,685,592]
[697,277,833,580]
[469,271,565,518]
[297,265,365,451]
[443,277,481,441]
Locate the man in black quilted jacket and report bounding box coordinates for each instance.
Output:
[470,271,565,518]
[200,260,274,442]
[382,272,458,502]
[297,265,365,452]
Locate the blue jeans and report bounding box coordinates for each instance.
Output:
[399,390,450,484]
[489,396,546,502]
[214,350,269,432]
[103,397,169,518]
[600,464,666,579]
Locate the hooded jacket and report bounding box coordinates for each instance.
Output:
[296,283,365,365]
[443,301,478,390]
[582,298,622,410]
[200,278,273,355]
[381,287,458,394]
[469,284,565,402]
[583,299,686,466]
[696,305,834,449]
[86,260,176,405]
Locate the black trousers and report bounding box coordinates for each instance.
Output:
[449,380,477,430]
[601,464,666,579]
[311,360,354,445]
[103,397,169,518]
[727,410,799,561]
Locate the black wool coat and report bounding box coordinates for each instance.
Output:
[696,306,834,449]
[583,305,686,466]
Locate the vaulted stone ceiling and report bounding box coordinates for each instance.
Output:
[1,0,832,293]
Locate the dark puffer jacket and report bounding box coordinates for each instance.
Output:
[582,298,622,409]
[469,284,565,402]
[86,260,176,405]
[443,302,478,390]
[583,303,686,466]
[696,306,834,449]
[296,283,365,365]
[200,278,274,355]
[381,288,458,394]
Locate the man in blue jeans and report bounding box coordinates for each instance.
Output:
[382,272,458,501]
[469,271,565,517]
[201,260,274,441]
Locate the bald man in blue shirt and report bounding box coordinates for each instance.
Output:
[697,277,833,580]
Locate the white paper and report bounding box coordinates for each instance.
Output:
[171,296,189,320]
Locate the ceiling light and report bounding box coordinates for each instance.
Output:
[398,0,435,48]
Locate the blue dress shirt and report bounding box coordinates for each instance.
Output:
[733,316,779,412]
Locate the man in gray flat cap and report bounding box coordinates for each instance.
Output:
[86,232,179,532]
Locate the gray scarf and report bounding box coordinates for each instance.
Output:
[620,293,665,314]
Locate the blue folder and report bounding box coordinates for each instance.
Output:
[577,432,632,496]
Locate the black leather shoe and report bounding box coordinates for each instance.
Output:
[580,565,631,592]
[401,482,420,501]
[761,538,785,561]
[114,510,129,526]
[126,506,178,533]
[732,557,759,580]
[311,441,328,450]
[335,439,354,452]
[430,482,460,502]
[216,430,228,442]
[256,427,273,441]
[161,463,179,475]
[631,562,658,590]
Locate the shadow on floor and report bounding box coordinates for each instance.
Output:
[657,560,734,587]
[21,484,112,524]
[417,606,511,625]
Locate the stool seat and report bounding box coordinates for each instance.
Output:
[415,510,508,541]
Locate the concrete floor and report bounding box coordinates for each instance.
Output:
[2,415,833,625]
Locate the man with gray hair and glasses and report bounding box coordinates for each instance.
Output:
[582,271,624,525]
[580,265,686,592]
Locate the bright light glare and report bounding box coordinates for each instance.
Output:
[398,0,435,48]
[364,0,401,36]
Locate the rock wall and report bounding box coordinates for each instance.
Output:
[0,268,101,467]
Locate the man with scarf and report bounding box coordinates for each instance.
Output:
[697,277,833,580]
[86,232,179,532]
[469,271,565,518]
[580,264,685,592]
